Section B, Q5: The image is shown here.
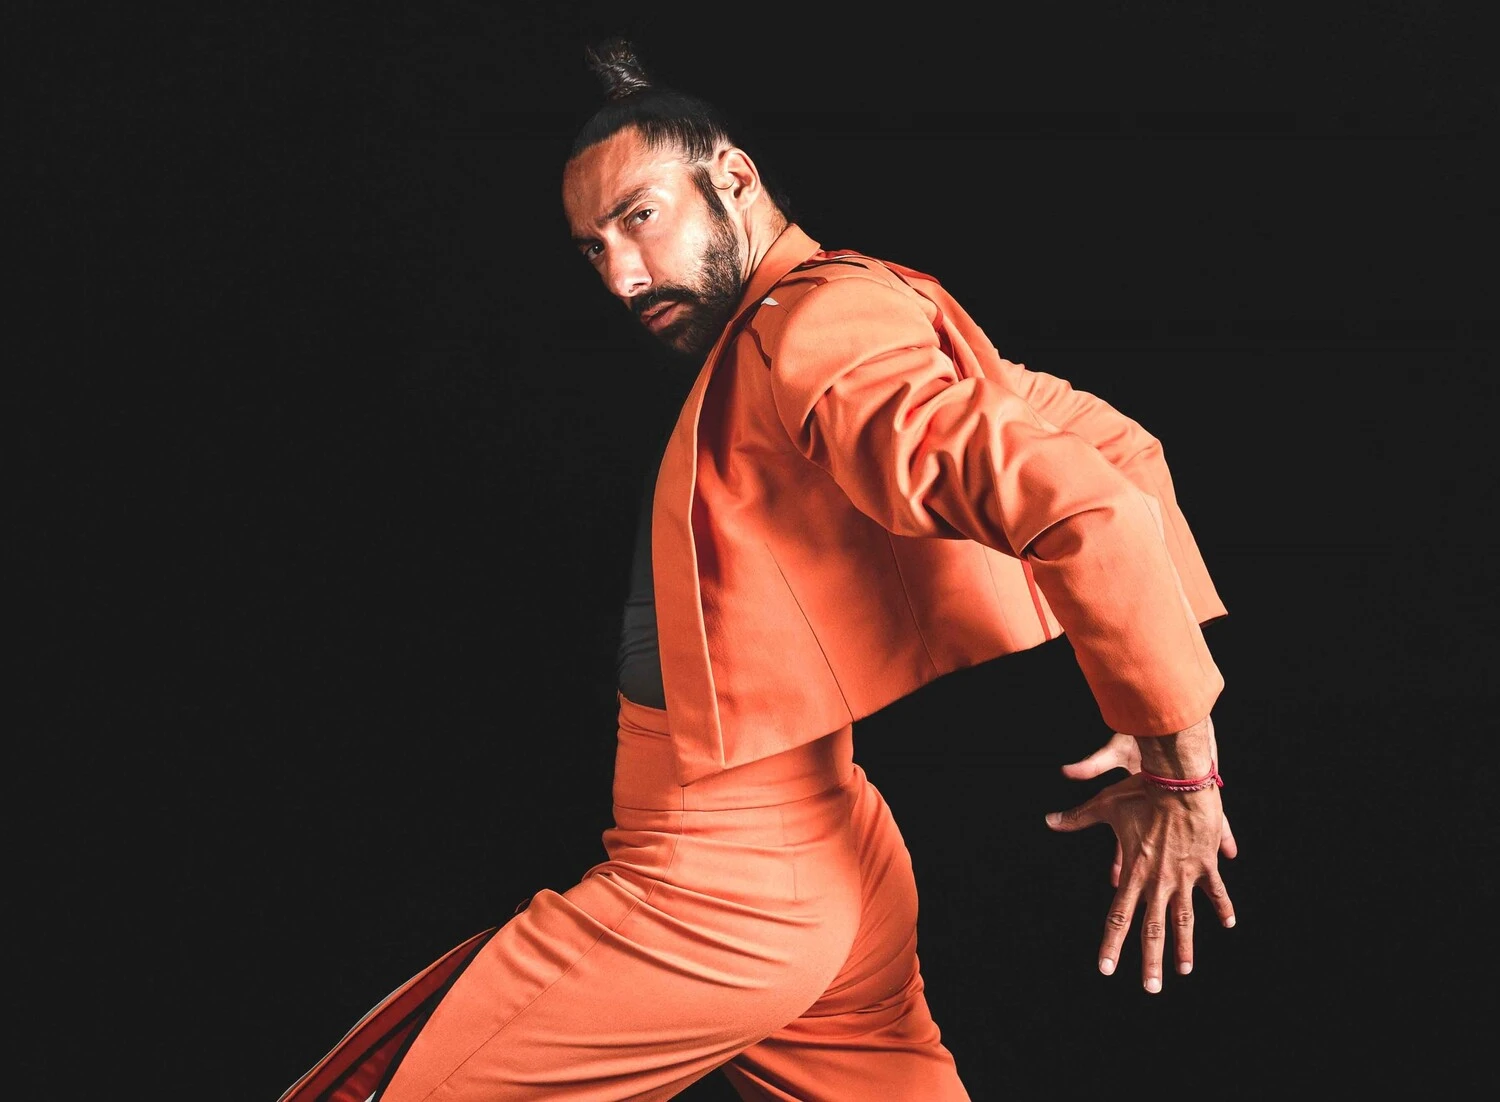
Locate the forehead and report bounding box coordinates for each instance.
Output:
[562,129,694,231]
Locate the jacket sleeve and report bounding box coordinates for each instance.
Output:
[766,275,1223,737]
[980,355,1228,626]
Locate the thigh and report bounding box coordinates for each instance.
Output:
[382,808,862,1102]
[720,961,969,1102]
[723,769,971,1102]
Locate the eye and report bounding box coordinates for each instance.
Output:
[627,207,656,227]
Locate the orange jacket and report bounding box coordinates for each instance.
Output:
[652,225,1226,784]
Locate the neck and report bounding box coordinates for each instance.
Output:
[741,206,789,284]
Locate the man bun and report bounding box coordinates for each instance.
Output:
[584,37,653,102]
[567,36,793,222]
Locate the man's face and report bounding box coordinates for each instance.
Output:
[563,128,745,363]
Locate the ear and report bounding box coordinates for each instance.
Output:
[713,147,762,212]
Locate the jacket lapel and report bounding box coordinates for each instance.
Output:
[650,225,822,775]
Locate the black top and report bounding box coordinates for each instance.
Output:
[614,436,667,709]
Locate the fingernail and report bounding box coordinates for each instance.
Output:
[1045,813,1059,827]
[1225,915,1236,928]
[1145,977,1162,993]
[1179,961,1193,975]
[1099,958,1114,975]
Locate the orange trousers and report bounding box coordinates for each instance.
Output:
[286,694,970,1101]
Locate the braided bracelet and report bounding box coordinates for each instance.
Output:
[1139,761,1224,793]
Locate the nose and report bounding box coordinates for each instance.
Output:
[603,246,651,301]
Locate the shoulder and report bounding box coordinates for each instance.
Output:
[742,251,938,363]
[778,250,913,303]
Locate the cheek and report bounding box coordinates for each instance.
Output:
[637,242,688,291]
[671,226,717,284]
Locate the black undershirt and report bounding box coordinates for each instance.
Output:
[614,436,667,709]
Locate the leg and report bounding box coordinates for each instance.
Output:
[720,956,967,1102]
[723,767,970,1102]
[284,706,871,1102]
[381,787,864,1099]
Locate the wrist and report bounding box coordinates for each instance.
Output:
[1133,715,1214,778]
[1138,760,1223,793]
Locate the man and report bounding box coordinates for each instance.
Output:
[281,37,1236,1102]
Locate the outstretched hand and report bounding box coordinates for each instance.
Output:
[1052,732,1239,885]
[1045,730,1237,992]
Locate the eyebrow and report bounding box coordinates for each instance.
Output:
[571,186,653,248]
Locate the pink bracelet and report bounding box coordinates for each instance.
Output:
[1139,761,1224,793]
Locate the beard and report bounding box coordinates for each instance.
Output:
[632,197,743,367]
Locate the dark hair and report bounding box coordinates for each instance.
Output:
[569,37,794,220]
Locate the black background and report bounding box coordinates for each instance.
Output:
[18,2,1497,1098]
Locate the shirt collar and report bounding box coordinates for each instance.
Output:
[726,223,822,329]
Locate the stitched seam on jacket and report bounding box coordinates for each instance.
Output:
[764,543,853,720]
[885,533,940,676]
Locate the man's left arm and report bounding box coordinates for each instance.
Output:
[768,275,1222,737]
[981,354,1228,628]
[767,275,1237,990]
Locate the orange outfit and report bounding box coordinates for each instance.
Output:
[280,225,1226,1100]
[653,226,1224,784]
[281,696,969,1101]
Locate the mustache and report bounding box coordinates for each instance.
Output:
[631,287,698,321]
